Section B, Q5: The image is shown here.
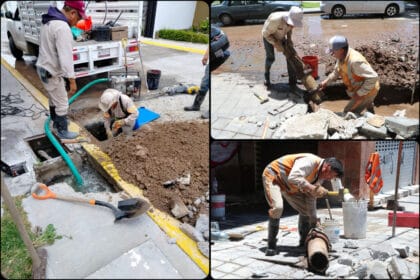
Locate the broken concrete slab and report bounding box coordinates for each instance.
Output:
[273,110,330,139]
[388,256,413,279]
[367,260,390,279]
[179,223,205,242]
[359,122,388,138]
[394,246,410,258]
[278,103,307,119]
[385,116,419,138]
[326,263,352,278]
[370,244,398,261]
[170,195,189,218]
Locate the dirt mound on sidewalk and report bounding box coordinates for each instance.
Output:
[101,121,209,226]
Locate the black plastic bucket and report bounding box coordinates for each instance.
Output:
[91,25,111,41]
[147,70,161,90]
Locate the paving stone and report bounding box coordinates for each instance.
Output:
[359,122,388,138]
[273,110,329,139]
[233,266,253,278]
[326,263,352,278]
[385,116,419,138]
[352,248,372,261]
[349,264,368,279]
[370,244,398,261]
[394,246,410,258]
[388,256,413,279]
[216,262,242,274]
[211,270,227,279]
[232,257,255,266]
[367,260,390,279]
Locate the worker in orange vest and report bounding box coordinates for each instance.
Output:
[320,35,380,115]
[262,153,343,256]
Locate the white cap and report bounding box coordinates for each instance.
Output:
[287,6,303,27]
[99,88,120,112]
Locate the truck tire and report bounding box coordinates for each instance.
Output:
[8,36,23,60]
[219,14,233,26]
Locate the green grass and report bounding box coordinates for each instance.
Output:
[157,29,209,44]
[1,196,62,279]
[301,1,321,8]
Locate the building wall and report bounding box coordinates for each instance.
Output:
[318,141,375,199]
[154,1,197,37]
[192,1,209,28]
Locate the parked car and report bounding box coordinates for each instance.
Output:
[320,1,405,18]
[211,0,301,26]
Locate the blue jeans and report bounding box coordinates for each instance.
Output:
[200,64,209,94]
[263,38,297,85]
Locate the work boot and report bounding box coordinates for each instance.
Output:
[264,72,271,89]
[367,103,375,114]
[265,217,279,256]
[184,91,206,111]
[201,110,209,119]
[49,106,58,130]
[55,115,78,139]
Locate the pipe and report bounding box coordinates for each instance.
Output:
[306,228,331,274]
[45,78,110,186]
[392,141,403,237]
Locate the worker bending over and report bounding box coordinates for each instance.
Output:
[262,153,343,256]
[321,35,379,114]
[99,89,138,138]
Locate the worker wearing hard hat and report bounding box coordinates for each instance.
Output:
[99,89,139,138]
[36,0,87,139]
[262,153,343,256]
[320,35,380,114]
[262,6,303,90]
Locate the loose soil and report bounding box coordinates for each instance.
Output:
[100,121,209,226]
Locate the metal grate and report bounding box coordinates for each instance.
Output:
[375,141,417,193]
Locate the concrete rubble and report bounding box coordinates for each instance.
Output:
[211,187,419,279]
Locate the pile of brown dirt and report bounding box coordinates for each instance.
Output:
[322,37,418,88]
[101,121,209,226]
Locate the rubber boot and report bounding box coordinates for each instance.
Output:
[184,91,205,111]
[265,217,279,256]
[201,110,209,119]
[49,106,58,130]
[264,72,271,89]
[55,115,78,139]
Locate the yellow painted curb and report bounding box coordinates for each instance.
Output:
[2,57,209,274]
[141,40,207,55]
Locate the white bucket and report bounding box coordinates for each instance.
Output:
[211,194,225,220]
[342,200,368,239]
[323,219,340,243]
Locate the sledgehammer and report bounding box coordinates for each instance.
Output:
[254,93,269,104]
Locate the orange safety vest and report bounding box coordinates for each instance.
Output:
[338,48,380,97]
[263,153,322,195]
[365,152,384,194]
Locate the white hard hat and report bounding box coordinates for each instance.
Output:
[326,35,349,54]
[287,6,303,27]
[99,88,120,112]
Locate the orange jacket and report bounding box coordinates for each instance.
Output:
[365,152,383,194]
[263,153,322,195]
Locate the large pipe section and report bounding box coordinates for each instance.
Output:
[305,227,331,274]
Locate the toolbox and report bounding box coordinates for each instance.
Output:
[388,211,419,228]
[111,26,128,41]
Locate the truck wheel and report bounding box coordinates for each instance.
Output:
[8,36,23,60]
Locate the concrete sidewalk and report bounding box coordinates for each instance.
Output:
[211,186,419,279]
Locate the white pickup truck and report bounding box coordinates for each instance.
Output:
[5,1,142,78]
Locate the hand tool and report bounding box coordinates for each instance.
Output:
[32,183,150,222]
[325,198,333,220]
[254,93,269,104]
[327,188,349,202]
[228,225,265,241]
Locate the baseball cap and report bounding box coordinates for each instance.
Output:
[99,89,119,112]
[326,35,348,54]
[64,1,87,19]
[287,6,303,27]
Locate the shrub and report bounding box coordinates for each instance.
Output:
[158,29,209,44]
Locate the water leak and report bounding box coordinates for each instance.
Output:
[63,161,114,193]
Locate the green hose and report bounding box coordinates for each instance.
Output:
[45,78,110,186]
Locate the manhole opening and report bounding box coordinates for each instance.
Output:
[25,134,115,193]
[85,121,108,141]
[25,134,69,162]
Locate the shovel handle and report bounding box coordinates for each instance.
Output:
[32,183,95,205]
